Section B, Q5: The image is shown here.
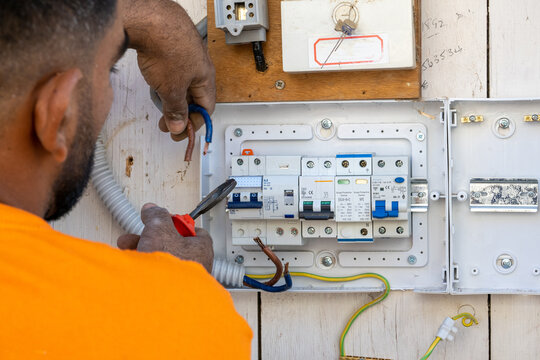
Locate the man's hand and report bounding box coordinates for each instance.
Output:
[123,0,216,141]
[117,203,214,272]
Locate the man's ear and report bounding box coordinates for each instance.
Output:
[34,68,83,163]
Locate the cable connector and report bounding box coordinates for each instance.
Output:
[436,317,458,341]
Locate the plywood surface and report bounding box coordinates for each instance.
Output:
[207,0,421,102]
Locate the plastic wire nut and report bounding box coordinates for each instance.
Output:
[436,317,459,341]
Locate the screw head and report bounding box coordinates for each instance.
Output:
[324,160,332,168]
[407,255,417,265]
[469,115,476,122]
[321,256,334,267]
[276,227,284,236]
[529,191,535,198]
[498,118,510,129]
[473,191,481,199]
[341,160,350,168]
[275,80,285,90]
[234,128,243,137]
[416,132,425,141]
[324,227,333,235]
[501,258,513,269]
[418,192,426,198]
[235,255,245,264]
[306,161,315,168]
[395,160,403,167]
[377,160,385,168]
[360,228,368,236]
[236,158,244,166]
[307,226,316,235]
[254,158,261,165]
[321,118,333,129]
[291,228,299,236]
[359,160,367,168]
[533,114,539,121]
[378,226,386,235]
[396,226,404,234]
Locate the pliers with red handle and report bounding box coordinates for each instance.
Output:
[171,178,237,237]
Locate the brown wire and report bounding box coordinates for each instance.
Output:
[184,119,195,162]
[243,237,284,288]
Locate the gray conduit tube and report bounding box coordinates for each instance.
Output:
[91,135,245,287]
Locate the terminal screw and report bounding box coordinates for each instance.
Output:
[276,227,284,236]
[306,161,315,168]
[235,255,245,264]
[407,255,417,265]
[324,160,332,168]
[359,160,367,168]
[324,227,333,235]
[254,158,261,165]
[307,227,316,235]
[234,128,243,137]
[378,226,386,234]
[498,118,510,129]
[360,228,368,236]
[377,160,385,168]
[395,160,403,167]
[291,228,299,236]
[237,159,244,166]
[501,258,513,269]
[321,118,333,129]
[396,226,404,234]
[321,256,334,267]
[469,115,476,122]
[341,160,350,168]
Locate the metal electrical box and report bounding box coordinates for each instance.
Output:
[200,99,540,294]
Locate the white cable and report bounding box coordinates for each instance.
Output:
[91,135,245,287]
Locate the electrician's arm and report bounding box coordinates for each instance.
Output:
[122,0,216,141]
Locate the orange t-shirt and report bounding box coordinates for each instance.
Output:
[0,204,252,359]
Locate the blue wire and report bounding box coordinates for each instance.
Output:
[243,273,293,293]
[188,104,213,143]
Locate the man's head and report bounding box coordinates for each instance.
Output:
[0,0,129,220]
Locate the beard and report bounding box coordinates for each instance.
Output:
[44,88,97,221]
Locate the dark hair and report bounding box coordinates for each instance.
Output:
[0,0,117,100]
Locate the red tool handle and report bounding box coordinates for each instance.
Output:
[171,214,197,237]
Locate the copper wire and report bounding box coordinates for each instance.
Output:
[184,119,195,162]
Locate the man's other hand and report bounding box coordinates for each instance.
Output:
[117,203,214,272]
[123,0,216,142]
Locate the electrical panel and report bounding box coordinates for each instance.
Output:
[201,99,540,294]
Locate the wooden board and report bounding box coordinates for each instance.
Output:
[207,0,422,102]
[489,2,540,359]
[261,293,488,359]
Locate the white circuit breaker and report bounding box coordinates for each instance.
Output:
[202,99,540,294]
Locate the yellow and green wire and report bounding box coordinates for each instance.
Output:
[247,271,390,358]
[419,312,479,360]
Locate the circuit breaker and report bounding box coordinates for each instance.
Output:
[229,153,410,247]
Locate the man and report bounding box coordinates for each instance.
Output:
[0,0,252,358]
